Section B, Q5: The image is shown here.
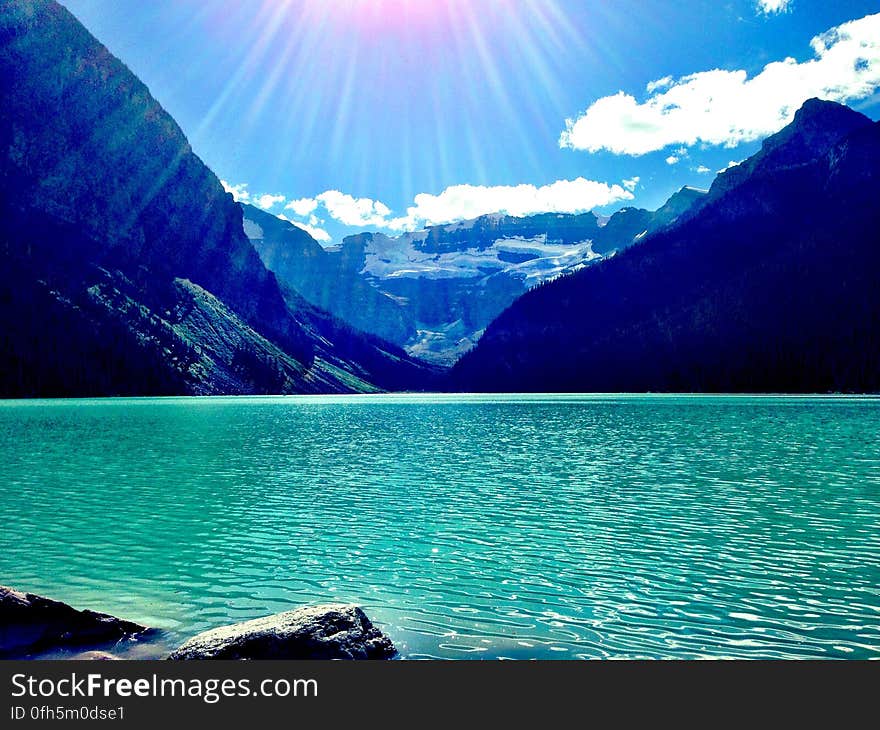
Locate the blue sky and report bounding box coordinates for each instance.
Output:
[62,0,880,243]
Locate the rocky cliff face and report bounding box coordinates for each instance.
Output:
[451,100,880,393]
[0,0,434,395]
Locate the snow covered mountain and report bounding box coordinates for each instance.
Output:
[247,188,706,364]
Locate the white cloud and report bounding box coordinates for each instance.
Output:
[223,181,330,240]
[255,193,285,210]
[273,212,331,243]
[221,181,286,210]
[313,191,392,228]
[221,180,250,203]
[291,221,332,242]
[384,178,634,231]
[646,75,674,93]
[757,0,792,15]
[666,155,680,165]
[235,176,634,238]
[281,179,632,233]
[559,13,880,156]
[718,160,743,174]
[285,197,319,217]
[696,165,712,174]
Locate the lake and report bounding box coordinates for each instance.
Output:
[0,394,878,659]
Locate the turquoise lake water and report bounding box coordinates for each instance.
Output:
[0,394,878,659]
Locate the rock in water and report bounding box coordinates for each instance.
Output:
[169,604,396,660]
[0,585,150,657]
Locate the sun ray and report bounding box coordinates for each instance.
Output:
[144,0,659,233]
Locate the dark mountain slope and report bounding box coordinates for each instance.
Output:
[452,100,880,393]
[0,0,433,395]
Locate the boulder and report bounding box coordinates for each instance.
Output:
[0,585,151,658]
[169,604,396,660]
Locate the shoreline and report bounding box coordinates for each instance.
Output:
[2,391,880,404]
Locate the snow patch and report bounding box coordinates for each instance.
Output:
[360,231,602,284]
[242,218,264,241]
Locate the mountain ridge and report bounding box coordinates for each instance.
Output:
[451,99,880,393]
[0,0,434,396]
[249,186,707,364]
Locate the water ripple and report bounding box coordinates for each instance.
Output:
[0,394,878,659]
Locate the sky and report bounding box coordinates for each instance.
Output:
[61,0,880,244]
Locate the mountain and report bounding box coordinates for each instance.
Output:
[249,189,706,365]
[0,0,434,396]
[452,99,880,393]
[241,204,416,346]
